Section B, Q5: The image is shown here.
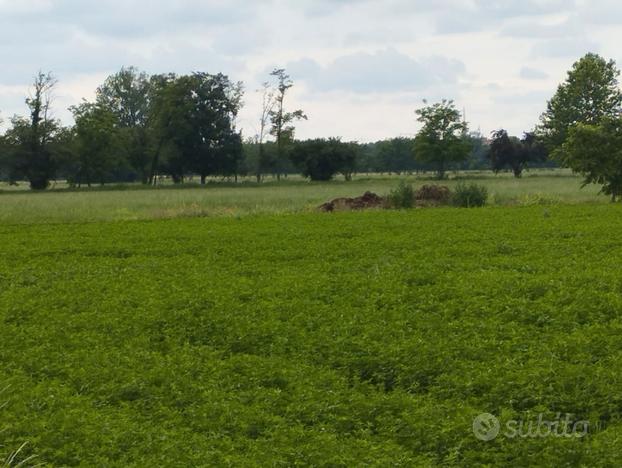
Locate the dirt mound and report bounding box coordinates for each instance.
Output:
[319,191,385,212]
[415,185,451,205]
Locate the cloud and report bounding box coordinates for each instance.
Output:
[531,37,600,58]
[519,66,549,80]
[287,49,466,94]
[0,0,620,140]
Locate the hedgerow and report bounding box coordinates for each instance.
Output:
[2,205,622,465]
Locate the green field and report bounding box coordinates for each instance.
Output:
[0,170,607,224]
[2,199,622,465]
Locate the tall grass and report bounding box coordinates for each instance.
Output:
[1,386,38,468]
[0,171,607,224]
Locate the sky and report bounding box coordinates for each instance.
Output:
[0,0,620,142]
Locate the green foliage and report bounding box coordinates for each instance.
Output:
[289,138,356,181]
[489,130,547,178]
[414,99,472,179]
[387,181,415,208]
[452,182,488,207]
[68,102,125,187]
[376,137,418,174]
[96,67,152,184]
[149,72,244,184]
[3,72,62,190]
[540,53,622,151]
[560,117,622,201]
[2,206,622,465]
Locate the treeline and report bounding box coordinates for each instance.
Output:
[0,69,245,189]
[7,54,619,193]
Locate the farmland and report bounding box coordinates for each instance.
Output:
[2,194,622,465]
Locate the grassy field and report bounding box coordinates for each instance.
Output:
[2,203,622,465]
[0,170,606,224]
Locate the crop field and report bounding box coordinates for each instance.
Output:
[2,202,622,465]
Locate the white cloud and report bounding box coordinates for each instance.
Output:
[0,0,620,140]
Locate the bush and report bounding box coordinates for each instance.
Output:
[387,181,415,208]
[452,183,488,207]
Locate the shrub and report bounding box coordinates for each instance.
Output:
[387,181,416,208]
[452,183,488,207]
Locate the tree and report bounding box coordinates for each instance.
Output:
[377,138,418,175]
[5,72,61,189]
[269,69,307,180]
[149,73,244,184]
[540,53,622,152]
[289,138,356,181]
[413,100,470,179]
[146,73,177,184]
[190,72,244,183]
[68,102,123,187]
[96,67,152,183]
[489,130,548,178]
[559,117,622,201]
[255,82,275,182]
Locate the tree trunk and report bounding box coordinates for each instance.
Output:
[437,160,446,180]
[149,138,165,185]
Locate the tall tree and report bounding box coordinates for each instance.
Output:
[539,53,622,152]
[96,67,152,183]
[146,73,177,184]
[190,72,243,184]
[6,72,61,189]
[69,102,122,187]
[269,69,307,180]
[256,81,275,182]
[149,73,244,184]
[413,99,470,179]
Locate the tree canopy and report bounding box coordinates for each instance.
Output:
[413,100,471,179]
[289,138,356,181]
[540,53,622,152]
[489,130,547,178]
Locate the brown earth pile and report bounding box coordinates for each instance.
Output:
[319,191,385,212]
[415,185,451,205]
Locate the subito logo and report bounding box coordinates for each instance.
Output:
[473,413,501,441]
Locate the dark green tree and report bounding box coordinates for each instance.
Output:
[377,138,418,175]
[68,102,123,186]
[96,67,152,183]
[6,72,61,189]
[489,130,548,178]
[413,100,470,179]
[149,73,243,184]
[289,138,356,181]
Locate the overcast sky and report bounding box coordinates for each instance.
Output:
[0,0,620,142]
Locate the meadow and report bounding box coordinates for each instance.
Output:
[1,173,622,466]
[0,170,606,224]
